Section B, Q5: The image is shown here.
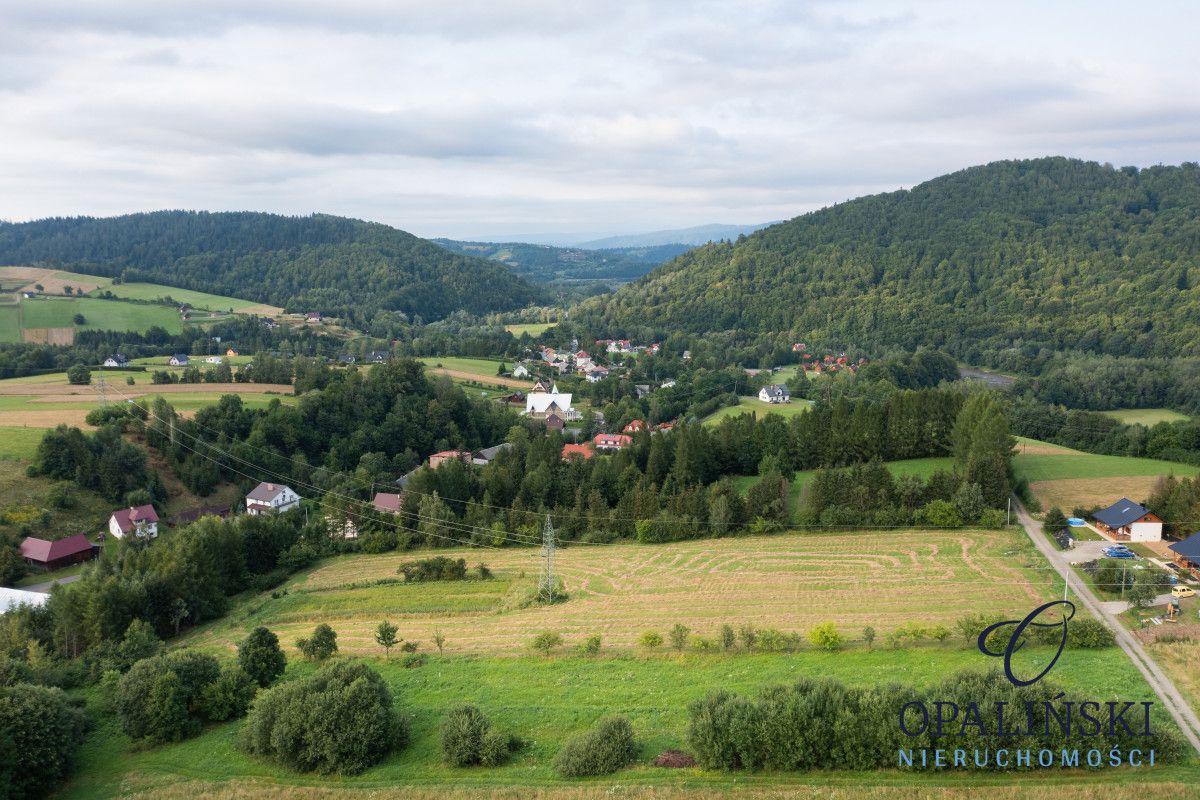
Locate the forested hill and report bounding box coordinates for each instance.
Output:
[0,211,546,325]
[578,158,1200,362]
[433,238,688,285]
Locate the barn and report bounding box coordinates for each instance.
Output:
[19,534,99,571]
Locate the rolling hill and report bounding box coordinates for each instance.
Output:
[579,158,1200,362]
[0,211,546,326]
[576,222,776,248]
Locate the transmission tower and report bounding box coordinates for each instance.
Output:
[539,513,557,603]
[96,374,108,406]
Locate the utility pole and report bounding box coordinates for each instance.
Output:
[1121,561,1127,599]
[1006,497,1011,526]
[539,513,557,604]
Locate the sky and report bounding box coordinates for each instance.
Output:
[0,1,1197,242]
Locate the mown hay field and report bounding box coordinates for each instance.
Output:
[183,529,1056,659]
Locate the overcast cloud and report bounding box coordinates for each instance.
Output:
[0,0,1197,240]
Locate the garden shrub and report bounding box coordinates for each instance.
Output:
[553,716,638,777]
[240,660,406,775]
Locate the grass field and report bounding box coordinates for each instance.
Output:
[1013,440,1199,512]
[0,302,19,342]
[102,282,279,314]
[704,396,813,425]
[418,357,532,390]
[504,322,554,336]
[0,425,44,459]
[182,528,1055,658]
[56,644,1192,800]
[1101,408,1191,426]
[18,295,186,335]
[735,456,955,516]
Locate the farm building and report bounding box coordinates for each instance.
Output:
[109,504,159,539]
[758,384,791,404]
[1,587,49,615]
[19,534,98,571]
[1168,532,1200,579]
[245,483,300,516]
[1093,498,1163,542]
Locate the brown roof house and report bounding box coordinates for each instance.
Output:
[19,534,98,571]
[372,492,403,513]
[108,504,160,540]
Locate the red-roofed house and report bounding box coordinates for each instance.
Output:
[108,504,160,539]
[623,420,647,433]
[594,433,633,451]
[372,492,403,513]
[19,534,98,571]
[561,443,594,461]
[428,450,473,469]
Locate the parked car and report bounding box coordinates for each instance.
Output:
[1171,586,1196,599]
[1103,545,1136,559]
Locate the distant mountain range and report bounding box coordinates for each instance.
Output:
[578,157,1200,362]
[573,222,778,249]
[0,211,546,326]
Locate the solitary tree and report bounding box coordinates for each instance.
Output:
[297,624,338,661]
[238,627,286,688]
[66,363,91,386]
[669,623,691,651]
[639,630,663,650]
[375,620,400,659]
[432,629,446,654]
[863,626,876,651]
[531,631,562,656]
[719,624,736,651]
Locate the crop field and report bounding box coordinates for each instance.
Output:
[504,321,554,336]
[419,357,532,389]
[704,396,813,425]
[0,372,296,427]
[1013,439,1199,512]
[1101,408,1191,426]
[182,529,1057,659]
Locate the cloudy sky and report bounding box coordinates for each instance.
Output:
[1,1,1196,241]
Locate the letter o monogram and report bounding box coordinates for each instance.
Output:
[977,600,1075,686]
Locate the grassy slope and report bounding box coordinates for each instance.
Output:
[704,396,813,425]
[1100,409,1191,426]
[58,647,1194,800]
[20,296,185,334]
[102,282,270,311]
[504,322,553,336]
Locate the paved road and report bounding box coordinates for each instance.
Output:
[1014,498,1200,755]
[22,573,82,593]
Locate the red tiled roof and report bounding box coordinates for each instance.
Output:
[372,492,403,512]
[19,533,95,564]
[110,504,159,533]
[561,443,594,460]
[594,433,632,448]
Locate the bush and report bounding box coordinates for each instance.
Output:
[807,622,845,651]
[639,631,663,650]
[240,660,406,775]
[297,624,338,661]
[922,499,962,528]
[199,665,257,721]
[441,704,516,767]
[239,627,287,687]
[719,624,736,651]
[669,623,690,651]
[67,363,91,385]
[400,652,425,668]
[531,631,562,655]
[1068,618,1115,648]
[579,634,602,655]
[0,683,87,799]
[553,716,638,777]
[398,556,468,582]
[978,508,1007,529]
[115,650,221,744]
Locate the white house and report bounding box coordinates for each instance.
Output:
[109,504,160,539]
[1093,498,1163,542]
[1,587,50,615]
[205,356,224,364]
[246,482,301,515]
[169,354,189,366]
[512,363,531,379]
[758,384,791,404]
[103,355,129,368]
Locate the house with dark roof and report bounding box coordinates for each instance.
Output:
[372,492,403,514]
[758,384,791,404]
[169,354,189,366]
[103,354,129,368]
[1093,497,1163,542]
[19,534,98,571]
[1168,532,1200,578]
[365,351,391,364]
[108,504,159,539]
[245,483,300,516]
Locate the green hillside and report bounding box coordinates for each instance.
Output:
[580,158,1200,363]
[0,211,546,326]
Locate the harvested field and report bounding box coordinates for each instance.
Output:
[22,272,103,295]
[0,380,292,397]
[1029,475,1164,512]
[21,326,74,344]
[427,367,530,389]
[183,529,1054,657]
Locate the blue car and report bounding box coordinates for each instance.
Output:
[1103,545,1136,559]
